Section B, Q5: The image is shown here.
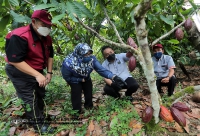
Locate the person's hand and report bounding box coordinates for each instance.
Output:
[112,76,127,88]
[161,77,170,83]
[82,78,85,82]
[111,82,122,92]
[35,73,47,87]
[46,73,52,84]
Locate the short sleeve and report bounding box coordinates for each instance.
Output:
[167,56,176,69]
[5,35,28,62]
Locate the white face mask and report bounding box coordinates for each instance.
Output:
[37,27,51,36]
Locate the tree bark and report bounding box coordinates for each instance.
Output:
[186,21,200,52]
[133,0,161,123]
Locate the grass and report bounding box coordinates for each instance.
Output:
[0,70,170,136]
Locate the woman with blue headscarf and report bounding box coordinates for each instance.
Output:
[61,43,126,113]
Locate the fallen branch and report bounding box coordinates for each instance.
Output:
[166,85,200,106]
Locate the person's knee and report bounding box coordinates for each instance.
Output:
[129,82,139,91]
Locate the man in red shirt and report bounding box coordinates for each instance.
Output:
[5,10,54,133]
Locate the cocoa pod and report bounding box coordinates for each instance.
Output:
[170,107,186,127]
[172,102,190,112]
[127,37,137,49]
[74,34,79,40]
[142,106,153,123]
[192,91,200,103]
[128,56,136,72]
[126,52,133,58]
[56,46,61,54]
[184,18,193,31]
[159,105,173,122]
[66,23,72,31]
[175,28,184,41]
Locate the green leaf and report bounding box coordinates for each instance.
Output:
[179,56,190,65]
[10,10,30,23]
[160,15,175,26]
[33,3,56,10]
[48,7,57,12]
[66,1,82,22]
[188,0,197,10]
[153,22,161,37]
[9,0,19,7]
[0,14,10,32]
[73,1,93,19]
[43,0,47,4]
[168,39,179,44]
[130,10,135,23]
[132,0,140,5]
[52,13,65,23]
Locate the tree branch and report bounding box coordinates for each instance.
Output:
[150,12,186,46]
[103,6,125,45]
[73,14,138,55]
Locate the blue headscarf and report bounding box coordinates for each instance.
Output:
[63,43,94,77]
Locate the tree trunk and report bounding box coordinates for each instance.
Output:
[187,20,200,52]
[133,0,160,123]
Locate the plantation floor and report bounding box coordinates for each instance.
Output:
[1,65,200,136]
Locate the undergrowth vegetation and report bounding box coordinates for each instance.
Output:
[0,68,180,135]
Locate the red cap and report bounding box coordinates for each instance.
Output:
[31,10,52,26]
[152,44,163,50]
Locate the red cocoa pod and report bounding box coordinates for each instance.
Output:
[142,106,154,123]
[66,23,72,31]
[128,56,136,72]
[184,18,193,31]
[175,28,184,41]
[126,52,133,58]
[159,105,174,122]
[170,107,186,127]
[127,37,137,49]
[172,102,190,112]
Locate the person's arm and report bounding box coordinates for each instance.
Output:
[161,68,174,83]
[93,56,114,79]
[161,56,175,83]
[6,35,47,87]
[9,61,47,87]
[62,67,84,83]
[46,57,53,83]
[121,53,129,62]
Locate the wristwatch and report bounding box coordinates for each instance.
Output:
[47,72,53,74]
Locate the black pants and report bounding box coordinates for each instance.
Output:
[5,64,45,127]
[156,76,176,96]
[104,77,139,98]
[69,79,93,113]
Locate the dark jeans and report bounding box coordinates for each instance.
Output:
[5,64,45,127]
[69,79,93,113]
[104,77,139,98]
[156,76,176,96]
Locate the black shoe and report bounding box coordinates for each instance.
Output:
[34,124,55,134]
